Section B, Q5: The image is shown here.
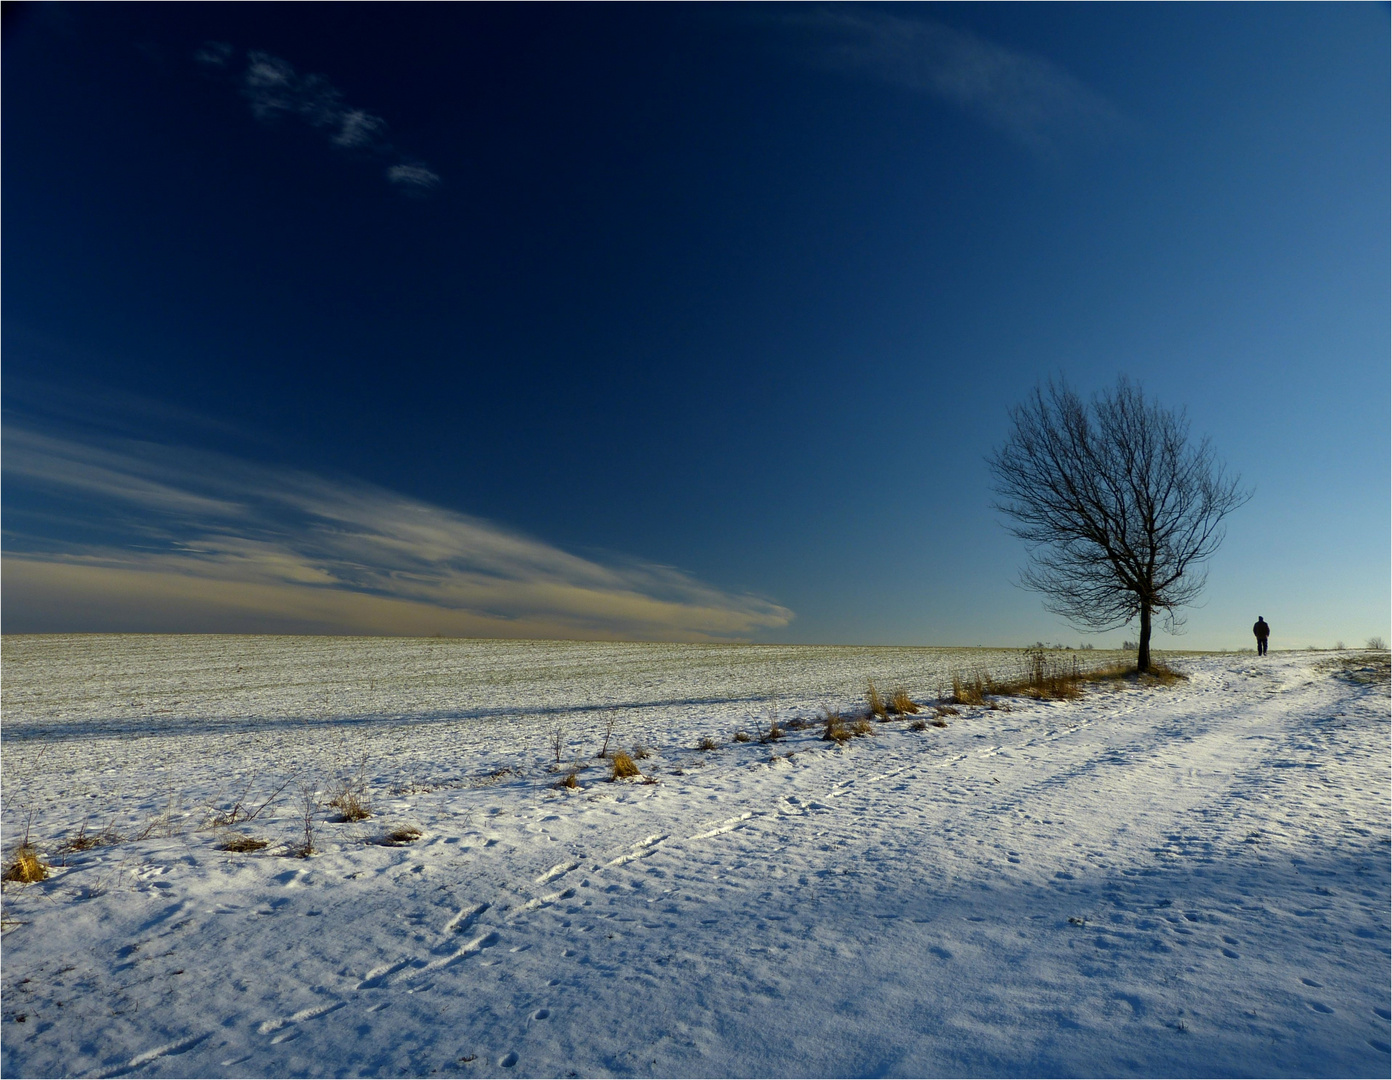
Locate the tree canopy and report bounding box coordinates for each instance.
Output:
[990,378,1250,671]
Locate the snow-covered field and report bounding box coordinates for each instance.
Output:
[2,636,1388,1078]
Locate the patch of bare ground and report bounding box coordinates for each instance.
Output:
[1318,652,1391,685]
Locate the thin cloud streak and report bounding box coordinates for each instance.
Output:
[387,163,443,192]
[197,42,440,193]
[1,427,792,640]
[798,11,1123,154]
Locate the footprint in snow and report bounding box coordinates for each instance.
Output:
[499,1051,519,1067]
[257,1000,345,1036]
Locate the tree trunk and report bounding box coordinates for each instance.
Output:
[1137,605,1152,674]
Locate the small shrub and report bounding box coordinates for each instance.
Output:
[733,731,751,743]
[821,712,851,743]
[866,680,887,719]
[631,744,651,761]
[935,705,960,717]
[698,737,720,752]
[218,833,269,853]
[206,775,293,829]
[888,689,920,715]
[293,782,318,858]
[610,752,641,780]
[134,792,188,841]
[851,717,874,736]
[554,771,581,790]
[597,714,618,758]
[760,724,785,743]
[930,718,949,728]
[908,718,927,732]
[2,846,48,884]
[1368,636,1387,651]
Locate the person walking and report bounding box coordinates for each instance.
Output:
[1253,616,1270,656]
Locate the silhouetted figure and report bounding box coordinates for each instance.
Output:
[1253,617,1270,656]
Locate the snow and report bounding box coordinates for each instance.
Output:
[2,637,1389,1078]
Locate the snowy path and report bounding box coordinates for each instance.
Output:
[2,648,1388,1077]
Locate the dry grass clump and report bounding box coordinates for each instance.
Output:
[759,723,785,744]
[1141,658,1187,685]
[329,791,372,823]
[554,771,582,790]
[851,717,874,736]
[631,745,651,761]
[377,827,422,846]
[866,680,887,719]
[698,737,720,752]
[733,731,751,743]
[821,712,851,743]
[57,819,124,854]
[945,652,1180,707]
[1012,651,1085,700]
[610,752,641,780]
[1083,656,1187,687]
[887,689,920,715]
[325,761,373,821]
[2,846,49,884]
[218,833,269,853]
[949,671,990,706]
[908,718,928,731]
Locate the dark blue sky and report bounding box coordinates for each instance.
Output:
[4,3,1388,646]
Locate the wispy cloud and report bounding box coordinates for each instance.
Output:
[387,162,442,193]
[796,11,1123,155]
[197,42,440,193]
[1,426,792,640]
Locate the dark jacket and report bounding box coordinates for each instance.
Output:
[1253,619,1270,640]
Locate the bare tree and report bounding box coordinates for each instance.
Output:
[990,378,1249,672]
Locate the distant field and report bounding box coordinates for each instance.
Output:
[2,635,1141,835]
